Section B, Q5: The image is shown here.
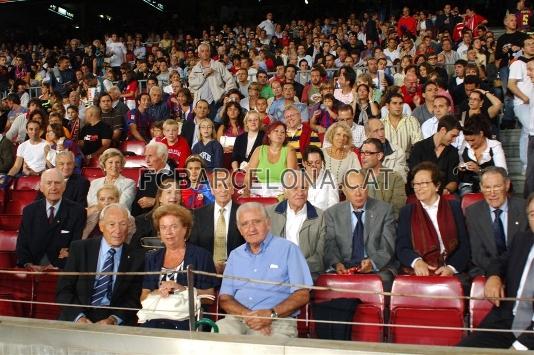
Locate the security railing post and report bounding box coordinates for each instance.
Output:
[187,264,195,331]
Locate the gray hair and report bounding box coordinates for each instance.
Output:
[145,142,168,163]
[479,166,510,183]
[236,202,270,225]
[149,85,162,95]
[99,203,131,221]
[55,150,75,162]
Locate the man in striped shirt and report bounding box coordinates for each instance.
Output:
[284,106,321,166]
[381,93,423,159]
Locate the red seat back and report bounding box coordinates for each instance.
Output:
[236,196,279,205]
[312,274,384,342]
[121,140,146,156]
[461,193,484,215]
[390,275,465,345]
[0,230,18,269]
[469,275,494,329]
[0,270,33,317]
[0,214,22,231]
[81,167,105,182]
[13,176,40,191]
[32,273,60,320]
[5,190,38,214]
[124,155,146,168]
[121,168,142,182]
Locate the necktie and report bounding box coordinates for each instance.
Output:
[512,256,534,337]
[492,209,507,255]
[213,208,227,263]
[91,248,116,306]
[48,206,55,224]
[351,211,365,264]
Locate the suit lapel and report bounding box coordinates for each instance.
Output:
[342,202,353,248]
[85,237,101,304]
[479,203,497,253]
[509,236,534,297]
[205,204,215,252]
[507,199,523,245]
[111,246,131,302]
[364,199,374,244]
[228,204,240,253]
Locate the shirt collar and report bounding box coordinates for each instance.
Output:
[421,195,440,210]
[215,200,232,213]
[46,198,62,211]
[245,233,273,255]
[288,203,307,216]
[490,199,509,213]
[100,237,124,254]
[350,202,366,214]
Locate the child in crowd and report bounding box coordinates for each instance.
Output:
[255,96,271,126]
[310,93,337,134]
[192,118,224,171]
[180,154,215,209]
[149,121,164,143]
[66,105,81,142]
[156,119,190,168]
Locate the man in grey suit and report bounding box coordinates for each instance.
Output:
[324,170,397,291]
[267,170,325,280]
[466,167,527,277]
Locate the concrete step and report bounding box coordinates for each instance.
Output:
[507,158,524,174]
[511,174,525,195]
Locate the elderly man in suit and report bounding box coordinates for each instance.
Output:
[189,169,244,274]
[458,194,534,350]
[56,203,144,325]
[466,166,527,277]
[16,169,86,270]
[324,170,397,291]
[267,169,325,280]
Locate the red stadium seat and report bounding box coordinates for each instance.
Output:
[0,269,33,317]
[236,196,279,205]
[32,273,60,320]
[86,156,100,167]
[124,155,146,168]
[461,193,484,215]
[121,140,146,156]
[121,168,142,182]
[5,190,38,214]
[389,275,465,345]
[81,167,105,182]
[13,175,40,190]
[469,276,494,329]
[311,274,385,342]
[0,230,17,269]
[0,189,7,213]
[297,304,310,338]
[0,214,22,230]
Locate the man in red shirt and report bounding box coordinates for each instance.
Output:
[401,72,423,110]
[397,7,417,37]
[156,119,190,168]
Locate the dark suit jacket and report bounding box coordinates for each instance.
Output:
[131,161,176,217]
[466,197,527,276]
[36,174,90,207]
[16,198,86,269]
[130,211,156,251]
[231,130,264,167]
[189,202,244,256]
[396,199,470,273]
[486,231,534,349]
[181,119,197,148]
[56,237,144,324]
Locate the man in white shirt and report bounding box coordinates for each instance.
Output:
[7,120,46,177]
[524,60,534,197]
[421,95,452,139]
[106,33,127,75]
[258,13,275,39]
[267,170,325,280]
[383,38,400,63]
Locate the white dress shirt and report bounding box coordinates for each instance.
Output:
[214,201,232,240]
[307,169,339,211]
[285,204,307,246]
[421,117,439,139]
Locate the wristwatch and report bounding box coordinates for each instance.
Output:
[270,308,278,319]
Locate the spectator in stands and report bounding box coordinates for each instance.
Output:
[421,95,452,139]
[397,6,417,37]
[231,111,265,171]
[147,86,170,121]
[66,106,81,142]
[235,68,250,98]
[323,104,365,149]
[412,81,438,125]
[65,91,86,122]
[360,138,406,217]
[156,119,190,168]
[324,170,397,291]
[17,168,86,270]
[0,129,14,174]
[216,101,245,153]
[169,88,194,121]
[106,33,127,76]
[78,106,112,163]
[44,123,82,170]
[322,122,361,184]
[458,193,534,350]
[400,72,423,110]
[49,56,75,98]
[334,66,356,106]
[56,203,143,325]
[267,169,325,280]
[127,93,154,143]
[98,93,123,147]
[7,120,47,177]
[448,59,467,102]
[284,64,304,99]
[6,98,43,144]
[140,204,218,330]
[108,86,129,118]
[353,83,380,126]
[188,43,236,117]
[83,184,135,240]
[381,93,423,158]
[396,162,469,276]
[301,67,322,105]
[192,118,223,171]
[5,93,27,129]
[458,82,502,128]
[458,119,507,195]
[86,148,136,209]
[180,155,214,209]
[131,178,182,250]
[285,106,321,165]
[189,170,244,273]
[409,115,461,194]
[466,166,527,277]
[302,145,339,211]
[268,82,308,122]
[245,121,297,198]
[217,202,312,337]
[182,99,209,148]
[131,142,175,216]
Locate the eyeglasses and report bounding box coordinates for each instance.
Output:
[481,184,504,193]
[360,151,380,156]
[412,181,433,188]
[159,224,182,232]
[305,160,322,167]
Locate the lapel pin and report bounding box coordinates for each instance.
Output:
[515,221,519,225]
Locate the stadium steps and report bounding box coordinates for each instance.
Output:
[500,129,524,195]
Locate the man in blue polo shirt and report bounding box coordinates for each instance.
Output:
[217,202,313,337]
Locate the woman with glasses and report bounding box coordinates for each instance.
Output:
[396,161,469,278]
[459,89,502,127]
[302,145,339,211]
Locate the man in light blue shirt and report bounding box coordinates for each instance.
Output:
[218,202,313,337]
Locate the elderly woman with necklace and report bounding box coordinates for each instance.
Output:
[322,122,361,184]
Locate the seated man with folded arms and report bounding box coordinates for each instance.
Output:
[217,202,313,337]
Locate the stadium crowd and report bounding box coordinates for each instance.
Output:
[0,1,533,349]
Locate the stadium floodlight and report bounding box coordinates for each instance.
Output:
[141,0,164,12]
[48,4,74,20]
[304,0,309,4]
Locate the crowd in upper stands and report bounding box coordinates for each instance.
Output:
[1,0,534,347]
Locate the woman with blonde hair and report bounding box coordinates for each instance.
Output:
[322,122,361,184]
[231,110,265,170]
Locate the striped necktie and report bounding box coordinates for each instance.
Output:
[91,248,116,306]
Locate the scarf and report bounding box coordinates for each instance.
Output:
[410,197,458,269]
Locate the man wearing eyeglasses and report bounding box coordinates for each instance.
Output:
[466,167,527,277]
